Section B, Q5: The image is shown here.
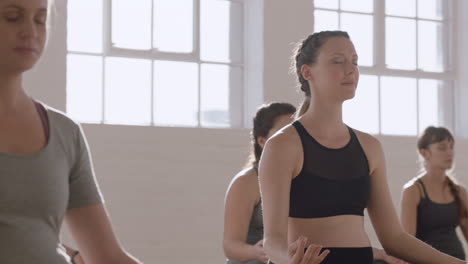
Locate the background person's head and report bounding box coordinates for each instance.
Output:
[418,126,455,171]
[417,126,467,219]
[293,31,358,117]
[247,102,296,168]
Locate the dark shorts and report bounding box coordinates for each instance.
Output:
[268,247,373,264]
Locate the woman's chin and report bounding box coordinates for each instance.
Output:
[12,62,37,74]
[341,92,356,102]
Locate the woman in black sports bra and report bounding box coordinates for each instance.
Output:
[224,102,402,264]
[401,126,468,260]
[258,31,467,264]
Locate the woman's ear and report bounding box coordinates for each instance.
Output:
[257,136,267,149]
[419,148,431,160]
[301,64,313,81]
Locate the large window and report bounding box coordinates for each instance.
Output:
[66,0,253,128]
[314,0,454,136]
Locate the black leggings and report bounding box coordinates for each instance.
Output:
[268,247,373,264]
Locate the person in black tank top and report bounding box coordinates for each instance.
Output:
[259,31,467,264]
[401,126,468,260]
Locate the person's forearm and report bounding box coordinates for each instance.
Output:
[94,250,141,264]
[383,232,464,264]
[113,252,142,264]
[263,234,290,264]
[460,224,468,243]
[224,241,258,262]
[372,247,384,260]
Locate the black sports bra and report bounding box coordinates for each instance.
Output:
[289,121,370,218]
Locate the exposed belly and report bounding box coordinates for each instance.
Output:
[288,215,370,247]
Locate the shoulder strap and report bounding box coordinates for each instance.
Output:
[254,166,259,175]
[417,179,429,199]
[292,121,308,137]
[347,125,357,141]
[34,101,50,141]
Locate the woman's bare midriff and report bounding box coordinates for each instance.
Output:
[288,215,370,248]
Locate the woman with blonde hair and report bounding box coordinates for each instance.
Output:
[0,0,140,262]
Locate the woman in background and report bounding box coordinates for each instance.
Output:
[401,126,468,260]
[224,102,296,264]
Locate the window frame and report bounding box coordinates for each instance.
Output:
[313,0,456,135]
[66,0,264,129]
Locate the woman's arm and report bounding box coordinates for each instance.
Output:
[360,133,465,264]
[400,183,420,236]
[259,130,301,264]
[65,204,141,264]
[456,187,468,243]
[223,170,267,263]
[260,129,328,264]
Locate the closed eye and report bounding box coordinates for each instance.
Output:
[4,14,21,22]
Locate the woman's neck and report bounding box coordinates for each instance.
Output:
[423,166,447,185]
[0,73,29,114]
[301,97,346,135]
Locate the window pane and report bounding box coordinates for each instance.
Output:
[314,10,339,32]
[105,58,152,125]
[153,0,193,53]
[66,55,103,123]
[154,61,198,126]
[112,0,152,50]
[201,0,243,63]
[418,79,440,132]
[228,67,243,127]
[418,0,444,20]
[314,0,338,9]
[340,0,373,13]
[67,0,103,53]
[418,21,444,72]
[201,64,230,127]
[343,75,379,134]
[341,13,373,66]
[386,0,416,17]
[386,17,416,70]
[381,77,417,136]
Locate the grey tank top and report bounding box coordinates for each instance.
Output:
[227,200,264,264]
[415,179,465,260]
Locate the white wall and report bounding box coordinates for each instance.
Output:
[23,0,468,263]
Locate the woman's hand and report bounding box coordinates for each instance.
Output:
[288,237,329,264]
[251,240,269,263]
[373,247,408,264]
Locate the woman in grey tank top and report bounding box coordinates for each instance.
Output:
[223,103,296,264]
[401,126,468,260]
